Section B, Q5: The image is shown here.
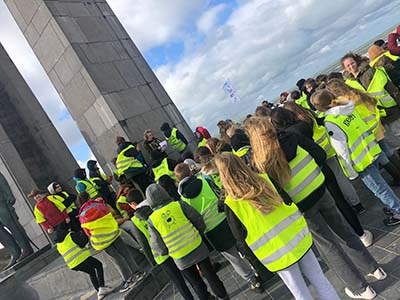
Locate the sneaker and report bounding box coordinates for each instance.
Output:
[368,267,387,281]
[383,214,400,226]
[353,204,367,215]
[383,207,393,216]
[360,230,373,247]
[119,281,130,293]
[97,286,113,300]
[344,286,377,299]
[249,277,264,294]
[127,271,146,288]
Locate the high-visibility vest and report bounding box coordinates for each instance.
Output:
[116,195,129,218]
[115,145,144,176]
[34,198,66,224]
[56,232,91,269]
[75,179,98,199]
[48,192,77,214]
[81,213,121,250]
[90,173,114,193]
[284,146,325,204]
[353,103,381,137]
[166,128,186,152]
[232,146,250,158]
[208,173,222,189]
[370,51,399,67]
[181,177,225,232]
[152,158,176,182]
[225,174,312,272]
[131,216,169,265]
[295,92,311,110]
[325,111,381,173]
[198,138,207,148]
[345,67,397,108]
[312,119,336,159]
[149,201,202,259]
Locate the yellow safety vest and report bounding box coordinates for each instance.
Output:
[325,111,381,173]
[225,174,312,272]
[149,201,202,259]
[284,146,325,204]
[115,145,144,176]
[295,92,311,110]
[345,67,397,108]
[152,158,176,182]
[116,195,129,218]
[166,128,186,153]
[48,192,77,214]
[81,213,121,251]
[353,103,381,137]
[198,138,207,148]
[370,51,399,67]
[34,198,66,224]
[131,216,169,265]
[312,119,336,159]
[181,177,225,233]
[232,146,250,158]
[56,232,91,269]
[75,179,98,199]
[208,173,222,189]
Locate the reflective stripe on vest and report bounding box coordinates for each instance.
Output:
[48,193,77,214]
[166,128,186,152]
[232,146,250,158]
[354,103,380,137]
[181,177,225,232]
[312,119,336,159]
[149,201,202,259]
[131,216,169,265]
[345,67,397,108]
[224,174,312,272]
[284,146,325,204]
[152,158,176,182]
[56,232,91,269]
[116,145,143,176]
[81,213,121,250]
[76,180,98,199]
[325,111,381,173]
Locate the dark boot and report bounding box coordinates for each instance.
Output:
[383,162,400,186]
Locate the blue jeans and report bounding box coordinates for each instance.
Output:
[377,139,394,166]
[359,158,400,213]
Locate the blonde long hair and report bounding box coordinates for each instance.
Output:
[245,117,291,186]
[214,153,282,214]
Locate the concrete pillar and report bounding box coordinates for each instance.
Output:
[4,0,194,173]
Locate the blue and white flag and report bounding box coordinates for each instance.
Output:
[223,80,240,103]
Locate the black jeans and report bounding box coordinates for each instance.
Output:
[125,172,153,195]
[73,257,105,291]
[181,257,228,300]
[322,163,364,236]
[304,190,379,294]
[161,257,194,300]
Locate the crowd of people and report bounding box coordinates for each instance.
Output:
[26,26,400,300]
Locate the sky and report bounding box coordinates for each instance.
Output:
[0,0,400,166]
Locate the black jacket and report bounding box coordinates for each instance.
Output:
[278,131,326,212]
[163,128,188,145]
[179,176,236,252]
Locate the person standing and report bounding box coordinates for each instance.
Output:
[160,123,189,154]
[74,168,99,200]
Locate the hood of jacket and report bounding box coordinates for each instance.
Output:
[343,58,370,80]
[325,101,355,116]
[151,158,164,169]
[230,132,250,151]
[54,229,69,243]
[178,176,202,199]
[47,182,57,195]
[87,160,100,178]
[74,168,86,180]
[146,183,172,208]
[278,131,300,162]
[134,205,153,221]
[117,142,132,154]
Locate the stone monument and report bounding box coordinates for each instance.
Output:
[4,0,194,174]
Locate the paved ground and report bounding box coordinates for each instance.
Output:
[154,176,400,300]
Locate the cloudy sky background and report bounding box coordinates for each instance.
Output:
[0,0,400,165]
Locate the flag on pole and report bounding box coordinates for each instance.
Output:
[223,80,240,103]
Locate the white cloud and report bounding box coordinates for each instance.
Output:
[197,4,226,34]
[156,0,400,133]
[109,0,208,51]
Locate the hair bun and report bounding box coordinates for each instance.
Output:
[317,82,327,90]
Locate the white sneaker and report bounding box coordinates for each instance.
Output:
[360,230,373,247]
[97,286,112,300]
[345,286,377,299]
[368,267,387,281]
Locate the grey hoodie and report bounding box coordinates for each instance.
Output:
[146,184,209,270]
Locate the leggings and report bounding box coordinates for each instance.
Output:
[73,257,105,291]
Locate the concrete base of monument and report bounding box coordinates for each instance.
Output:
[0,246,167,300]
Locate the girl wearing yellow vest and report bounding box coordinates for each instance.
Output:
[312,89,400,227]
[54,229,111,300]
[247,117,385,299]
[214,153,339,300]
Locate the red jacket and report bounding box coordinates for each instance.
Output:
[388,26,400,56]
[36,198,68,231]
